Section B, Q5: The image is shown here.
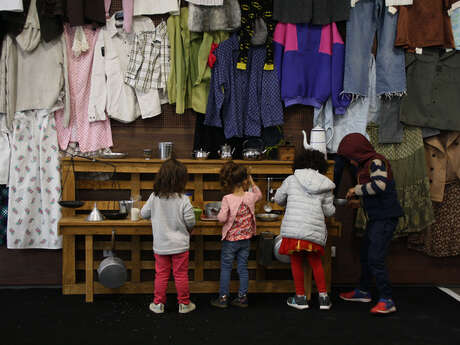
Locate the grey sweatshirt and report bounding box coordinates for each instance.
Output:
[141,193,196,255]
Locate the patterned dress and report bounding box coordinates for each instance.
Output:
[7,110,62,249]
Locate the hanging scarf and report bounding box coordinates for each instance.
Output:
[337,133,393,184]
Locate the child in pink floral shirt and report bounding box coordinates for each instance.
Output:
[211,161,262,308]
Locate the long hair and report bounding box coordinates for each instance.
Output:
[293,149,329,175]
[153,159,188,198]
[219,161,248,195]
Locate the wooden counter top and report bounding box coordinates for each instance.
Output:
[58,216,341,237]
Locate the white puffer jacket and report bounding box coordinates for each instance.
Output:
[274,169,336,247]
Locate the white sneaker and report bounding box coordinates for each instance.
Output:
[178,301,196,314]
[149,302,165,314]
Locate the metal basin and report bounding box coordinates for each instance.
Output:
[256,213,280,221]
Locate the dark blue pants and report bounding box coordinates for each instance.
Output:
[219,240,250,297]
[359,218,398,299]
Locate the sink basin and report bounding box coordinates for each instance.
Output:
[256,213,280,221]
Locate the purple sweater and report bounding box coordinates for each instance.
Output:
[273,23,350,114]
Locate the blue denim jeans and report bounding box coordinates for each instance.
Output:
[344,0,406,97]
[219,239,250,297]
[359,218,398,299]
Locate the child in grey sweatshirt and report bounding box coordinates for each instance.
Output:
[141,159,196,315]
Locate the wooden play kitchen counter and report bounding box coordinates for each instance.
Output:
[59,158,341,302]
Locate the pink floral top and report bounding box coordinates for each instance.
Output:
[224,203,255,241]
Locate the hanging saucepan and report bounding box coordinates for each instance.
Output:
[97,230,127,288]
[273,235,290,264]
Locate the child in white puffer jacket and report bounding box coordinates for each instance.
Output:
[274,149,335,311]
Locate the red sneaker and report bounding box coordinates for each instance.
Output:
[370,298,397,314]
[339,288,372,302]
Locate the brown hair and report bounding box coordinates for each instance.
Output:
[293,149,329,175]
[220,161,248,195]
[153,159,188,198]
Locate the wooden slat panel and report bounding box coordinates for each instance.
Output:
[194,236,204,281]
[62,235,76,286]
[85,235,94,303]
[131,236,141,282]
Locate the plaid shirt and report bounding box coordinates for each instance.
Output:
[124,21,170,93]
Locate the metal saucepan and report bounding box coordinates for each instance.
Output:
[242,139,267,160]
[204,202,221,218]
[273,235,290,264]
[97,230,127,289]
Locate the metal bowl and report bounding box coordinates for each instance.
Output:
[256,213,280,221]
[334,198,348,206]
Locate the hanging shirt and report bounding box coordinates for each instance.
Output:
[0,0,23,12]
[124,21,169,94]
[55,25,113,153]
[205,34,284,139]
[134,0,180,15]
[88,15,162,123]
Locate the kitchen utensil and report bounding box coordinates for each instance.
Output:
[143,149,152,160]
[58,200,84,208]
[334,198,348,206]
[118,200,134,214]
[99,152,127,159]
[86,202,104,221]
[273,235,290,263]
[97,230,127,289]
[158,142,173,160]
[218,144,235,160]
[101,210,128,220]
[193,148,210,160]
[256,213,280,221]
[193,208,203,221]
[302,126,329,159]
[263,204,273,213]
[242,139,267,160]
[131,207,140,221]
[204,202,221,217]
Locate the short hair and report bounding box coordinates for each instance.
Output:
[293,149,329,175]
[153,159,188,198]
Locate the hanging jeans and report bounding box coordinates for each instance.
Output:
[359,217,398,299]
[219,239,250,297]
[344,0,406,97]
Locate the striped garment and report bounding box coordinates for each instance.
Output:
[124,21,170,93]
[355,159,388,196]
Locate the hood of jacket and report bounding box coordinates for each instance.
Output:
[293,168,335,194]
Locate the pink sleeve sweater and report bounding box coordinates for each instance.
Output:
[217,186,263,240]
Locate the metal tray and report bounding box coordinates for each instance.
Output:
[256,213,280,221]
[101,210,128,220]
[99,152,127,159]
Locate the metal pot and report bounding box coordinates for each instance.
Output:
[273,235,290,263]
[218,144,235,160]
[204,201,221,218]
[193,148,210,160]
[97,230,127,289]
[242,139,267,160]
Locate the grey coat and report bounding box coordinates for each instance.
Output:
[274,169,335,247]
[188,0,241,32]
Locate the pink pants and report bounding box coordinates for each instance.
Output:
[154,251,190,305]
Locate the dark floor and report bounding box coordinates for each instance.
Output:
[0,287,459,345]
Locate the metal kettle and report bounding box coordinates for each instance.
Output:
[302,126,328,159]
[193,148,210,160]
[218,144,235,160]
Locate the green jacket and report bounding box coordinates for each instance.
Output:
[167,7,229,114]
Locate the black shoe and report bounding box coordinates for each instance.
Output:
[210,295,228,308]
[319,294,332,310]
[287,295,309,310]
[231,294,248,308]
